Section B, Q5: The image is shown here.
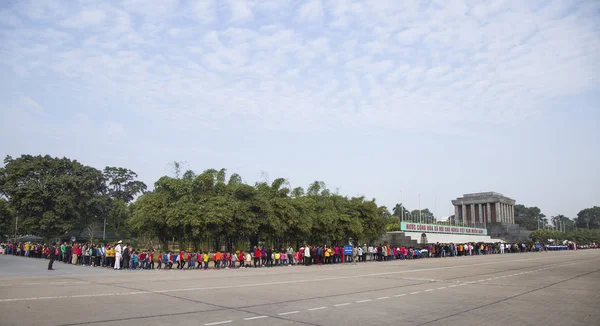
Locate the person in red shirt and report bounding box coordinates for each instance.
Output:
[239,251,245,268]
[139,252,147,269]
[253,247,260,268]
[149,251,154,269]
[178,251,185,270]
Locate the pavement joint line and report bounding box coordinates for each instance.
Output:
[278,311,299,316]
[410,291,421,295]
[448,285,457,287]
[1,254,593,306]
[205,321,233,326]
[333,303,351,307]
[243,316,268,320]
[393,294,406,297]
[414,261,600,326]
[437,287,447,290]
[376,296,390,300]
[424,289,434,292]
[308,306,327,311]
[0,255,577,303]
[356,299,372,303]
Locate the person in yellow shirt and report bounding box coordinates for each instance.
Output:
[202,252,209,270]
[106,246,115,267]
[324,247,332,264]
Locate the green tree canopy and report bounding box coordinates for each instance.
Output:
[0,155,106,237]
[514,205,546,231]
[574,206,600,229]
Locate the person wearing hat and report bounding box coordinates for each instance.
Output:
[114,240,122,270]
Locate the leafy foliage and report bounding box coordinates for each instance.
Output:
[574,206,600,229]
[0,155,144,239]
[0,155,106,237]
[514,205,547,231]
[103,167,147,202]
[530,228,600,244]
[129,170,389,249]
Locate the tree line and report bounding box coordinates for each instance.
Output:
[127,169,391,251]
[0,155,395,250]
[1,154,598,250]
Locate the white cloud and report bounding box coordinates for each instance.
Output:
[298,0,324,22]
[0,0,598,134]
[0,10,21,27]
[60,10,106,28]
[121,0,179,20]
[189,0,216,23]
[19,96,42,112]
[228,0,253,23]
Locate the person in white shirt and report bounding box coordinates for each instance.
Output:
[303,245,311,266]
[500,243,505,254]
[114,240,122,269]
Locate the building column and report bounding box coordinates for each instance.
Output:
[504,204,508,223]
[510,205,514,224]
[454,205,459,224]
[495,202,500,223]
[478,204,483,224]
[462,205,467,225]
[502,203,506,223]
[486,203,491,223]
[470,204,475,226]
[499,203,503,223]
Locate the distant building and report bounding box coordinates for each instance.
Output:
[452,192,515,225]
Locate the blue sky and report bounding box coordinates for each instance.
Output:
[1,0,598,220]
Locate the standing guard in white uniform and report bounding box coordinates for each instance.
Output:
[114,240,122,270]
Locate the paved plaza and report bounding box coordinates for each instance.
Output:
[1,250,599,326]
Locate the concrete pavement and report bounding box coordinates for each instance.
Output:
[1,250,599,326]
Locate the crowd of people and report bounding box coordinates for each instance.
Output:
[1,240,598,271]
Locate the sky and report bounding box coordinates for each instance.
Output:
[1,0,599,221]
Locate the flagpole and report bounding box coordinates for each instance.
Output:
[418,193,421,224]
[401,190,403,222]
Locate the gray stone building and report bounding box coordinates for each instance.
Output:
[452,192,516,226]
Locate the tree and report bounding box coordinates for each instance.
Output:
[103,167,147,202]
[514,205,546,231]
[574,206,600,229]
[551,214,575,232]
[0,198,14,239]
[128,170,390,250]
[392,203,410,220]
[0,155,106,238]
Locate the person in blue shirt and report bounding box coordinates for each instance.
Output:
[130,251,139,270]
